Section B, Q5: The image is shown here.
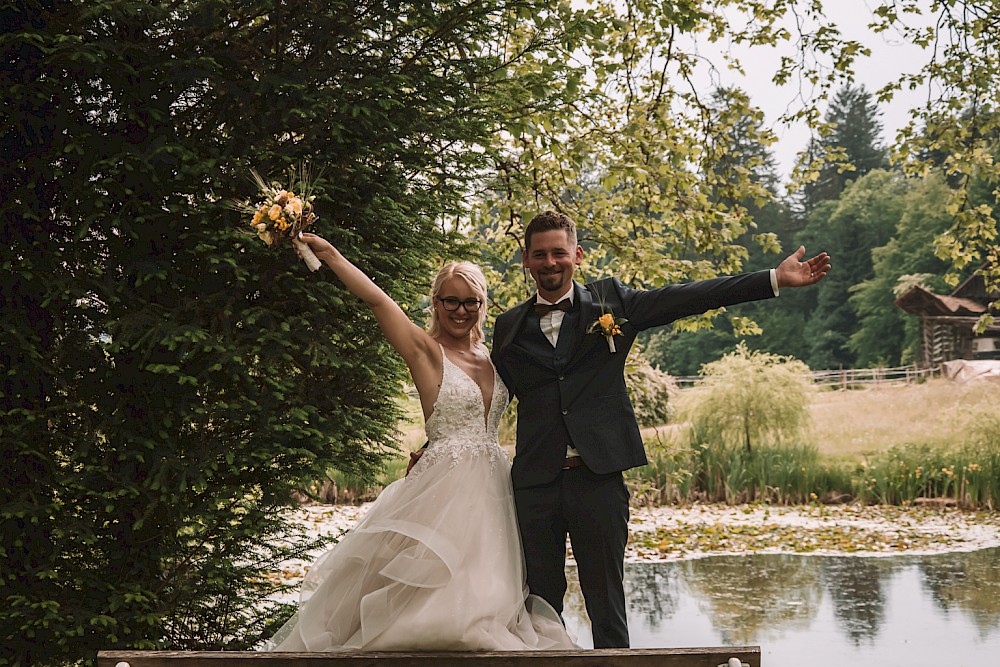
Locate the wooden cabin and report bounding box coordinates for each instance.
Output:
[895,272,1000,367]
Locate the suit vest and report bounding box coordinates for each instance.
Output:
[514,309,578,469]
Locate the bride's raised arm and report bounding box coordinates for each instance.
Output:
[295,233,439,385]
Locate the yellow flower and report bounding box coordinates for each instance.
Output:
[252,208,264,226]
[268,204,283,221]
[587,310,626,353]
[257,228,275,246]
[285,197,303,216]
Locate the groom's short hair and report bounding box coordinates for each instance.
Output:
[524,210,577,250]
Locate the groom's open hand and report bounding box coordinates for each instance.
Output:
[775,246,831,289]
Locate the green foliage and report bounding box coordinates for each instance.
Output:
[871,1,1000,322]
[1,0,567,662]
[848,174,954,365]
[797,169,903,369]
[643,325,739,377]
[624,349,678,428]
[679,343,812,452]
[470,2,866,309]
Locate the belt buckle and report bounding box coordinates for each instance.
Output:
[563,455,583,470]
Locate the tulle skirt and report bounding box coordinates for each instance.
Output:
[264,448,575,651]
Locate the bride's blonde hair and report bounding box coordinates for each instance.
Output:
[427,261,488,344]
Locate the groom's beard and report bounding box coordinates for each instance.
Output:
[537,271,569,293]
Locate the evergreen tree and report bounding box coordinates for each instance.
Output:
[849,174,973,366]
[786,86,890,370]
[800,170,903,369]
[797,84,888,218]
[1,0,580,661]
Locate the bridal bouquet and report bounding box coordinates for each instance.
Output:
[232,166,322,271]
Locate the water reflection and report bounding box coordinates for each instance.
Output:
[920,548,1000,639]
[563,547,1000,666]
[819,557,895,645]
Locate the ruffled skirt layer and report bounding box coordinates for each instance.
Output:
[265,450,574,651]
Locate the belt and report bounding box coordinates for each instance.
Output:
[563,456,585,470]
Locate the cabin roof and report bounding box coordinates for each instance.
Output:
[895,285,987,317]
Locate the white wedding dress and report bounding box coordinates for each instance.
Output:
[264,348,575,651]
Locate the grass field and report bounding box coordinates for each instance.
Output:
[638,378,1000,459]
[399,377,1000,461]
[807,378,999,459]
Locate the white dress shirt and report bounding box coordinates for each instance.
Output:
[535,287,575,347]
[534,287,577,458]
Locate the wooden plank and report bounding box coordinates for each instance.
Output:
[98,647,761,667]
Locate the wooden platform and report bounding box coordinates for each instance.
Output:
[98,647,760,667]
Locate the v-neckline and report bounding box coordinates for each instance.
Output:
[440,346,496,430]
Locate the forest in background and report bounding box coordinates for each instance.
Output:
[641,83,975,375]
[3,0,999,662]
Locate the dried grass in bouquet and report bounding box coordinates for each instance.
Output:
[232,165,323,271]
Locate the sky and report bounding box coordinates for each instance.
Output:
[686,0,936,183]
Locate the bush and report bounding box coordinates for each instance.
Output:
[626,350,679,428]
[2,1,544,662]
[678,343,812,452]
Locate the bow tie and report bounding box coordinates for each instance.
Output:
[533,299,573,317]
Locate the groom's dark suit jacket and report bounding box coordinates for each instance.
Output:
[491,272,775,488]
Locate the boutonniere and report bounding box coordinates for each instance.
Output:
[587,311,627,353]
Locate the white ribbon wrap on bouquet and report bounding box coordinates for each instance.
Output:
[292,237,322,272]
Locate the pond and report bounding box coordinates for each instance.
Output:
[562,547,1000,666]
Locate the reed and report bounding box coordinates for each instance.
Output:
[629,430,855,506]
[309,379,1000,509]
[628,420,998,509]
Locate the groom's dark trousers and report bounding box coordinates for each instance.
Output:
[492,272,776,648]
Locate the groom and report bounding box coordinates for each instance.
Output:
[490,210,830,648]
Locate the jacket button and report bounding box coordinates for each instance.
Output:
[558,375,565,381]
[562,409,568,415]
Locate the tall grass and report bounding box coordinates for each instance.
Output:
[307,379,1000,508]
[628,381,1000,508]
[301,457,412,504]
[298,393,424,503]
[630,429,854,506]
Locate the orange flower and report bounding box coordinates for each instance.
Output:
[285,197,303,216]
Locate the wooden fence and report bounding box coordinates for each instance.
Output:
[674,363,939,389]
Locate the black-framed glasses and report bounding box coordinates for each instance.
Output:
[437,297,483,312]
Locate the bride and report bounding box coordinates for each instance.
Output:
[264,233,575,651]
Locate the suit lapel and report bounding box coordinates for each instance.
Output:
[577,282,598,339]
[554,282,594,366]
[495,297,535,358]
[565,281,606,367]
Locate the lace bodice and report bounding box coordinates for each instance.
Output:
[414,347,510,475]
